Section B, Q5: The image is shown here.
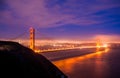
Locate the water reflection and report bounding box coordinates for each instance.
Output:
[53,48,109,78]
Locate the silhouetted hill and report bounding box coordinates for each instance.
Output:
[0,41,67,78]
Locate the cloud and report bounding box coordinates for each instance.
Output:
[0,0,120,28]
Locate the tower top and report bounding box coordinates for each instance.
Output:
[30,27,35,30]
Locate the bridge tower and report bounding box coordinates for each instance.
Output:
[29,27,35,50]
[96,39,101,48]
[96,38,102,51]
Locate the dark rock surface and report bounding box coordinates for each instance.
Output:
[0,41,67,78]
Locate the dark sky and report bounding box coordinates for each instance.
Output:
[0,0,120,41]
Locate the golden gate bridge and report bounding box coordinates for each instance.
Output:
[29,27,108,53]
[8,27,109,53]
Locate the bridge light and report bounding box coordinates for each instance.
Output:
[103,43,108,48]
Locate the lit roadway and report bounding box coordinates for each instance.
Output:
[35,44,107,53]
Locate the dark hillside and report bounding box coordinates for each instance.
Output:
[0,41,67,78]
